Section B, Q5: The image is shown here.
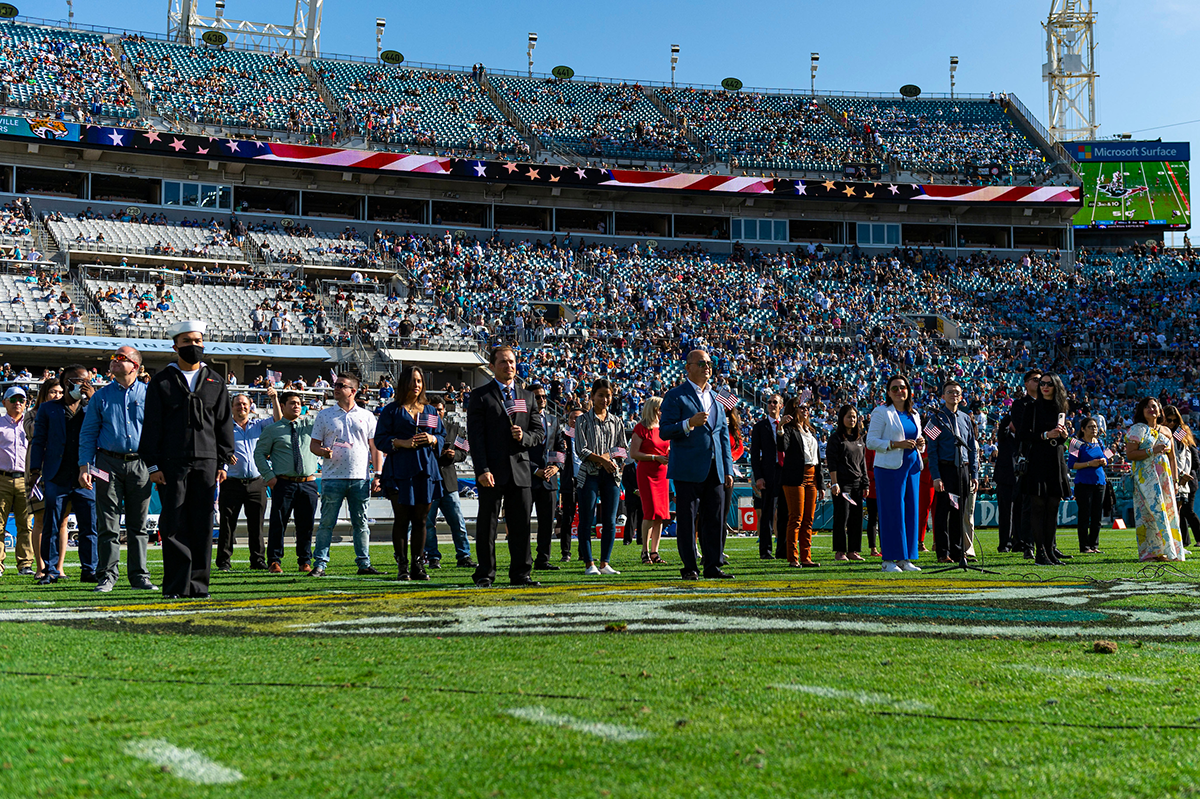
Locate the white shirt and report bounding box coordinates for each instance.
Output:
[312,403,377,480]
[170,362,203,391]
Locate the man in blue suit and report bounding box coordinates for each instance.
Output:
[660,349,735,580]
[29,364,98,585]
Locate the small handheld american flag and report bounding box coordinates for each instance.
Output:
[1068,437,1083,456]
[948,493,960,509]
[330,368,338,384]
[924,423,942,441]
[549,451,565,465]
[1175,426,1189,442]
[454,435,470,452]
[266,369,282,384]
[1103,447,1114,459]
[842,493,857,506]
[715,391,737,411]
[799,388,812,404]
[504,398,527,417]
[563,426,575,438]
[417,412,438,429]
[610,446,628,459]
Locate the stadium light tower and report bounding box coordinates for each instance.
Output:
[809,52,819,96]
[214,0,224,21]
[66,0,73,28]
[949,56,958,98]
[670,44,680,88]
[169,0,324,56]
[375,18,386,63]
[527,32,537,78]
[1043,0,1098,141]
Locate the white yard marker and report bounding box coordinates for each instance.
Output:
[122,739,243,784]
[774,684,933,711]
[505,706,651,742]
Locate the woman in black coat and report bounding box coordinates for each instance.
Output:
[1015,373,1071,565]
[827,404,868,562]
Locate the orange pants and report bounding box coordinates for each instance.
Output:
[783,467,817,564]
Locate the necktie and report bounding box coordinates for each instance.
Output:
[291,422,302,475]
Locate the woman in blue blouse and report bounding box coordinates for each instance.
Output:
[1068,417,1107,554]
[375,365,444,580]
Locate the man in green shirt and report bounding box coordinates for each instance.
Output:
[254,392,321,574]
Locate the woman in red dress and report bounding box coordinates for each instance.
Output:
[630,396,670,565]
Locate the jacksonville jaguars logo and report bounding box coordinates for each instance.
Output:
[29,119,70,140]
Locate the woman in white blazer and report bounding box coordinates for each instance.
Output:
[866,375,926,573]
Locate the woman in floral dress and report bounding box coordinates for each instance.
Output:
[1125,396,1185,562]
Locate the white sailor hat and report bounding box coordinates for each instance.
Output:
[166,319,206,341]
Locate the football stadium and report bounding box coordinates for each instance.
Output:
[0,1,1197,796]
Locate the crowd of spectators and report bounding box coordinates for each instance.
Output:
[0,26,137,120]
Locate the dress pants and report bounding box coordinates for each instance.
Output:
[157,462,217,597]
[532,483,559,566]
[474,482,533,584]
[42,480,96,579]
[783,468,817,565]
[755,480,784,558]
[0,474,32,571]
[1029,494,1060,558]
[674,460,725,577]
[865,496,879,551]
[932,461,967,562]
[557,478,577,558]
[1075,482,1104,551]
[217,476,267,569]
[1017,492,1034,552]
[831,487,864,554]
[995,482,1016,550]
[94,452,152,585]
[267,480,317,566]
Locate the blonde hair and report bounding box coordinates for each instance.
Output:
[639,396,663,428]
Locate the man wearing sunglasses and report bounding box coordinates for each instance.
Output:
[0,385,32,577]
[79,346,156,593]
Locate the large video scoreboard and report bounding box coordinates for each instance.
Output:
[1069,140,1190,231]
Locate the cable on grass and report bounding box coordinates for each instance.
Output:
[871,708,1200,732]
[0,669,610,703]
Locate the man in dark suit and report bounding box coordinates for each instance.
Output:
[993,412,1020,552]
[139,320,235,598]
[29,364,97,585]
[423,397,475,569]
[660,349,735,580]
[749,393,786,559]
[1009,369,1041,558]
[556,402,582,562]
[467,345,545,588]
[926,381,978,564]
[529,384,564,571]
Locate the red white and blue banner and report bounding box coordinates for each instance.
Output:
[4,115,1082,206]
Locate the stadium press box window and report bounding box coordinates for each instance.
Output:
[162,180,233,210]
[732,218,788,242]
[857,222,900,246]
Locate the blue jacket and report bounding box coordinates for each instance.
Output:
[30,399,78,485]
[660,381,734,484]
[924,406,978,482]
[374,402,445,484]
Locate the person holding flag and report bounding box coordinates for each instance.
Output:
[777,397,825,567]
[575,378,629,576]
[422,397,475,570]
[1068,417,1108,554]
[925,381,978,564]
[375,365,444,581]
[826,404,868,562]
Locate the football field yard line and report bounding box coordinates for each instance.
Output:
[773,684,933,711]
[122,739,243,784]
[1139,162,1155,219]
[1089,163,1101,224]
[505,706,651,741]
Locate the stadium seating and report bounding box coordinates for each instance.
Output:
[490,76,699,162]
[250,230,368,267]
[122,40,334,134]
[827,97,1046,176]
[314,62,529,155]
[659,88,871,172]
[0,25,137,119]
[0,272,82,332]
[44,216,246,261]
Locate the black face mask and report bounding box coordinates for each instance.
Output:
[177,344,204,365]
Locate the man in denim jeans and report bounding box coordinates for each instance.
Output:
[423,397,475,569]
[309,373,384,575]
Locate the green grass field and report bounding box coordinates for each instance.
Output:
[1074,160,1191,229]
[4,528,1200,798]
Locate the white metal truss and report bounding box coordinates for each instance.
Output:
[1042,0,1098,142]
[168,0,323,57]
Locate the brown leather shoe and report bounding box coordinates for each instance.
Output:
[268,562,283,574]
[299,563,312,574]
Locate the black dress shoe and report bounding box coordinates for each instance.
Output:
[760,553,776,560]
[217,564,233,572]
[705,568,735,579]
[997,546,1012,553]
[533,562,561,571]
[1053,550,1073,560]
[308,568,326,577]
[357,566,384,576]
[510,578,541,587]
[163,593,181,599]
[35,575,60,585]
[1023,549,1035,559]
[410,569,430,581]
[474,578,493,588]
[457,558,478,568]
[79,572,98,583]
[396,572,411,581]
[427,559,441,570]
[250,562,268,571]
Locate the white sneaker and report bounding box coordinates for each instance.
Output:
[882,561,902,573]
[583,564,601,575]
[599,564,621,575]
[900,560,922,572]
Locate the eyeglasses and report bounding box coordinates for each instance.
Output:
[6,396,24,403]
[109,353,137,364]
[689,361,713,369]
[333,382,356,391]
[1039,381,1054,387]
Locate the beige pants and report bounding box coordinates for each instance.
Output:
[0,474,32,571]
